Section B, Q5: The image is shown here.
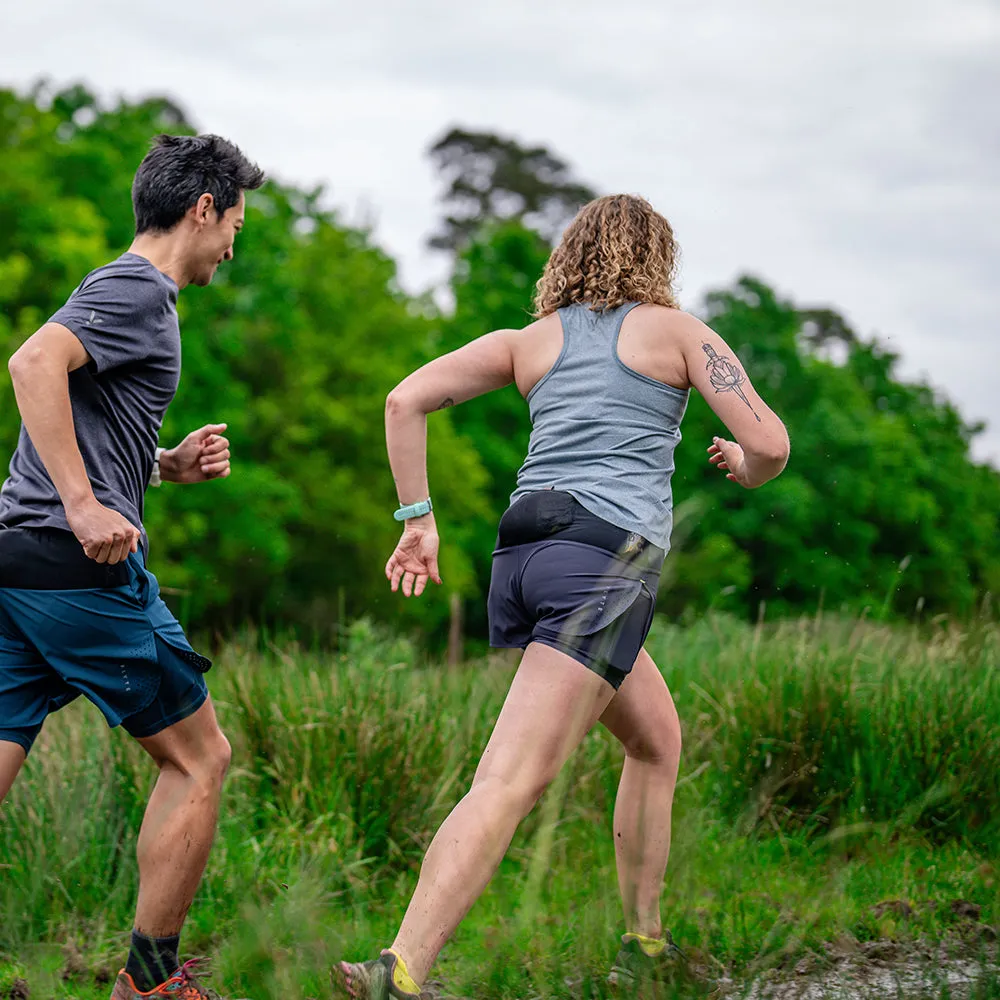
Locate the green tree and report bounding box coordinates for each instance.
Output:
[428,222,552,628]
[0,83,493,637]
[2,84,996,635]
[427,127,596,253]
[666,277,1000,618]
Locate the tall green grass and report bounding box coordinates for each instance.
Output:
[652,612,1000,842]
[1,613,997,998]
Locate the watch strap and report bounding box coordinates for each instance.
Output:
[394,497,433,521]
[150,447,165,488]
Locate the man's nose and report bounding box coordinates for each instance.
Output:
[224,246,234,262]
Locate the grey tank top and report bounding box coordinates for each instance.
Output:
[510,302,689,551]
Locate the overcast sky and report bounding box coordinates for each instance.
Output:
[4,0,999,464]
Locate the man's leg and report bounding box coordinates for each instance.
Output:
[130,697,231,943]
[0,596,50,805]
[386,642,616,986]
[600,648,682,939]
[0,740,27,804]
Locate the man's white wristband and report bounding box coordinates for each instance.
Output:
[150,447,165,488]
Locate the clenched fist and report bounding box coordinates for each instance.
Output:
[66,497,141,564]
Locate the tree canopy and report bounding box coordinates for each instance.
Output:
[427,127,596,253]
[1,83,996,640]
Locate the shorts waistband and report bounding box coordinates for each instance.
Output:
[496,491,665,569]
[0,526,133,589]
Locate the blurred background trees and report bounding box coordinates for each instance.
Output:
[2,83,997,641]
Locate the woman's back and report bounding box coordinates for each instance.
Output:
[381,191,789,597]
[509,303,689,551]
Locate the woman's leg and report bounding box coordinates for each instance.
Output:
[389,641,616,985]
[599,648,682,939]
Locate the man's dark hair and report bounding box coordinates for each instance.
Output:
[132,134,266,234]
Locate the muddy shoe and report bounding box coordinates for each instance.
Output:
[110,958,224,999]
[336,950,437,1000]
[608,931,688,992]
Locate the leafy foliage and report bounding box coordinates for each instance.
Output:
[427,127,596,252]
[0,83,997,633]
[0,84,490,635]
[1,620,997,993]
[667,278,1000,617]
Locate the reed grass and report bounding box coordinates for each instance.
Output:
[1,613,997,998]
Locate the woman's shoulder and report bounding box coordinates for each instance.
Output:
[630,302,703,328]
[512,312,563,339]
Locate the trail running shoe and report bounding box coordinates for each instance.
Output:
[336,949,433,1000]
[110,958,223,1000]
[608,931,687,991]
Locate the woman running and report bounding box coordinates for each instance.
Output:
[339,194,789,998]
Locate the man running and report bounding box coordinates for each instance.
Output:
[339,194,789,997]
[0,134,264,1000]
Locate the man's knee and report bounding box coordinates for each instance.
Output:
[0,740,27,805]
[211,731,232,783]
[150,724,231,792]
[192,728,231,789]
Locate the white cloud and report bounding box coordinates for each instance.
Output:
[3,0,998,462]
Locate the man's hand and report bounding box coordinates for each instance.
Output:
[159,424,231,484]
[385,518,442,597]
[65,497,141,564]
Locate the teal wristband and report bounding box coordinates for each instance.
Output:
[394,497,433,521]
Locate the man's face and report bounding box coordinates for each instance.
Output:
[190,191,245,287]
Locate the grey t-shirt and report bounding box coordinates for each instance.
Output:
[0,253,181,549]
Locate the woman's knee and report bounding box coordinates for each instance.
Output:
[623,706,682,771]
[473,766,556,819]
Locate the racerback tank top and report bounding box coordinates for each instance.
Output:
[510,302,689,551]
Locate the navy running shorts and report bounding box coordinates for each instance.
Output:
[487,491,664,689]
[0,527,211,754]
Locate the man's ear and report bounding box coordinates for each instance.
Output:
[191,192,215,226]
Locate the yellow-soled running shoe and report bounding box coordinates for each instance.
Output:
[336,949,438,1000]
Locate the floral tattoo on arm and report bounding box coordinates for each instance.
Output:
[702,344,761,422]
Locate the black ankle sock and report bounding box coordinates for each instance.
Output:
[125,930,180,991]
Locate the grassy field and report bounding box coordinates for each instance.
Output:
[1,612,998,999]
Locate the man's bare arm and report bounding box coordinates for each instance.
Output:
[8,323,140,563]
[9,324,94,508]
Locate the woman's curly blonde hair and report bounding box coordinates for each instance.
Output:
[533,194,680,316]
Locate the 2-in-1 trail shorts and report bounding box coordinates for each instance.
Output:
[0,527,211,755]
[487,491,665,689]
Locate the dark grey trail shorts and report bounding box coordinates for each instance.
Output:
[487,491,664,689]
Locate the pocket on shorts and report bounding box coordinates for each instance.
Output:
[520,540,647,639]
[557,576,646,638]
[124,556,211,673]
[499,491,576,547]
[636,578,658,645]
[151,612,212,673]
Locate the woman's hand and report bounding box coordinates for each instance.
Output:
[385,518,442,597]
[707,436,751,487]
[708,434,786,488]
